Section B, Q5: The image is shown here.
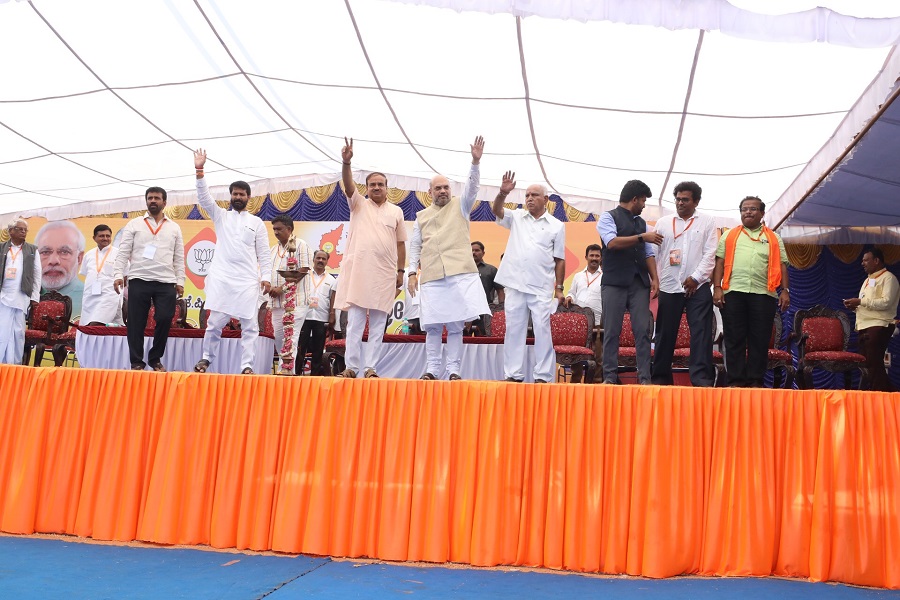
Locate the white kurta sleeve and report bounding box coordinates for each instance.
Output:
[196,177,225,224]
[408,221,423,273]
[460,163,480,219]
[255,222,270,283]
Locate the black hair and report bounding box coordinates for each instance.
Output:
[619,180,652,203]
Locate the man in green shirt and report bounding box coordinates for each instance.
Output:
[712,196,790,387]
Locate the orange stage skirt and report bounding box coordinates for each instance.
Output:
[0,365,897,588]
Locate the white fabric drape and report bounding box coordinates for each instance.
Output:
[386,0,900,47]
[75,331,274,374]
[364,341,538,382]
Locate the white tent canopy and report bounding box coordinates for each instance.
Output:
[1,0,899,232]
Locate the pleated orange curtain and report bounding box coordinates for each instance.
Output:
[0,365,898,589]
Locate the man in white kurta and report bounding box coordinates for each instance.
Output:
[192,149,271,374]
[80,224,123,325]
[563,243,603,382]
[0,219,42,364]
[334,138,408,378]
[492,173,566,383]
[408,137,489,380]
[268,215,312,371]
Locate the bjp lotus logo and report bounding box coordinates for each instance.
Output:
[184,227,217,290]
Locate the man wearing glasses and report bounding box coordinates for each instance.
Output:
[712,196,790,387]
[0,219,42,364]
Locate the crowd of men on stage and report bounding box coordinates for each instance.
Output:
[2,137,898,390]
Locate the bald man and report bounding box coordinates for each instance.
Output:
[408,136,490,380]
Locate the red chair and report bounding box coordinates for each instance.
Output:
[794,305,866,389]
[146,298,186,331]
[489,310,506,337]
[767,315,795,388]
[23,291,72,366]
[52,318,79,367]
[551,305,596,383]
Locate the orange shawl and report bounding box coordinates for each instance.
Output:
[721,226,781,292]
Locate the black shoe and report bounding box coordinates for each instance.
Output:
[504,377,524,382]
[534,379,548,384]
[420,372,437,380]
[449,373,462,381]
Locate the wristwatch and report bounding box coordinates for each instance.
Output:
[555,285,564,290]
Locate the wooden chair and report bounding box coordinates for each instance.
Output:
[793,305,867,389]
[52,318,79,367]
[23,290,72,366]
[551,304,596,384]
[324,315,369,375]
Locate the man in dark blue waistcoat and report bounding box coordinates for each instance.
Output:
[597,180,662,384]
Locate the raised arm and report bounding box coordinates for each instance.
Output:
[461,136,483,216]
[341,137,356,203]
[193,148,224,222]
[492,171,515,220]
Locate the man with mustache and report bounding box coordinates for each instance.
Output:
[296,250,337,376]
[492,172,566,383]
[408,136,490,381]
[268,215,312,374]
[35,220,85,316]
[113,187,186,372]
[0,218,42,364]
[80,224,123,326]
[712,196,790,387]
[651,181,718,387]
[563,244,603,383]
[192,149,271,375]
[334,138,408,379]
[598,180,663,385]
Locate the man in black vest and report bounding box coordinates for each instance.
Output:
[597,180,662,384]
[0,218,42,364]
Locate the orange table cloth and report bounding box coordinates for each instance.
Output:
[0,364,897,588]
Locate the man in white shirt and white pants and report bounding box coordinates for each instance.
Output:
[564,243,603,382]
[492,171,566,383]
[651,181,718,387]
[408,136,490,380]
[80,224,123,325]
[268,215,311,372]
[192,149,271,374]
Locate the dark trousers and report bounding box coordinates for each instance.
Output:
[858,324,895,392]
[601,276,653,384]
[651,285,715,387]
[721,291,777,387]
[126,278,176,368]
[297,320,327,375]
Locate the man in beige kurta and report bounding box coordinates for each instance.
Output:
[334,137,407,378]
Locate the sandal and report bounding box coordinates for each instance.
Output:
[420,372,436,380]
[194,359,210,373]
[241,367,254,375]
[364,368,379,378]
[335,369,357,378]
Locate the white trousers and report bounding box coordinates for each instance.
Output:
[272,306,307,369]
[423,320,465,379]
[202,309,259,372]
[503,288,556,381]
[0,302,25,365]
[345,305,387,375]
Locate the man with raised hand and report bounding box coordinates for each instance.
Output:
[408,136,490,381]
[192,149,271,375]
[333,138,408,379]
[492,172,566,383]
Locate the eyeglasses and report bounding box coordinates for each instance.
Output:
[11,226,27,232]
[739,207,761,213]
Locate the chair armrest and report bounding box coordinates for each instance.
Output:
[795,332,809,359]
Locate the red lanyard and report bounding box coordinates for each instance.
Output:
[144,217,166,236]
[585,270,600,287]
[672,217,695,240]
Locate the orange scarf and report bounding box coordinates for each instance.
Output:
[721,226,781,292]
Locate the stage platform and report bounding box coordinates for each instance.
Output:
[0,364,897,589]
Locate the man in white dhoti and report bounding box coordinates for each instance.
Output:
[408,136,490,380]
[268,215,311,372]
[492,173,566,383]
[80,224,123,325]
[192,149,271,374]
[0,218,42,364]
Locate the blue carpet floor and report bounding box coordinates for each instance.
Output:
[1,536,898,599]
